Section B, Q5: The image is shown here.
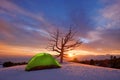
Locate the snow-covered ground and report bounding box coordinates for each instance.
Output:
[0,62,120,80]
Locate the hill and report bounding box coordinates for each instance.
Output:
[0,62,120,80]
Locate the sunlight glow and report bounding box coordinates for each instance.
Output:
[68,53,76,58]
[67,50,96,55]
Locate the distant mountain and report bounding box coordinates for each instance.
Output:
[76,54,120,61]
[0,56,31,64]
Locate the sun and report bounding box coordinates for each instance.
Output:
[68,53,74,57]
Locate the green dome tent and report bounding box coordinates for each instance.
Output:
[25,53,61,71]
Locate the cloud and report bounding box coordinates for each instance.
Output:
[87,0,120,50]
[100,0,120,29]
[0,0,44,22]
[0,19,50,48]
[0,0,57,30]
[0,0,120,55]
[0,0,57,47]
[69,9,94,37]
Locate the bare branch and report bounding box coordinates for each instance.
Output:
[52,45,61,53]
[54,54,61,58]
[65,41,82,49]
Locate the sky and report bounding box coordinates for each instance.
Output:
[0,0,120,56]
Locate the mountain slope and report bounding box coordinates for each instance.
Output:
[0,62,120,80]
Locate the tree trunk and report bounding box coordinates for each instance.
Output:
[60,52,63,63]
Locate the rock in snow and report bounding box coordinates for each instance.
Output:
[0,62,120,80]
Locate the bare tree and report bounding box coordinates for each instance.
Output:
[48,27,82,63]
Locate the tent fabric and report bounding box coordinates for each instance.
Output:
[25,53,61,71]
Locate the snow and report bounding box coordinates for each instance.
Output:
[0,62,120,80]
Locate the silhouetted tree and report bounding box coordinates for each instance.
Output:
[3,61,14,67]
[113,56,117,68]
[73,57,79,62]
[48,27,82,63]
[3,61,27,67]
[110,55,113,67]
[90,59,95,65]
[110,56,120,68]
